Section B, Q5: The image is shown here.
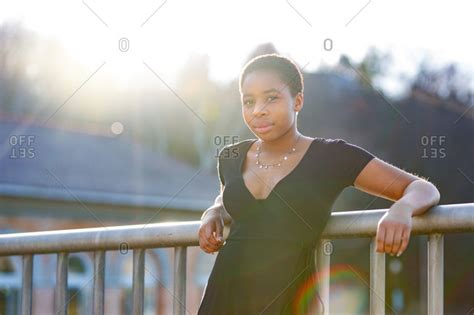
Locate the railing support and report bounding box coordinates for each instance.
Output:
[427,233,444,315]
[132,248,145,315]
[21,254,33,315]
[370,237,385,315]
[174,246,187,315]
[316,239,331,315]
[55,252,69,315]
[93,250,105,315]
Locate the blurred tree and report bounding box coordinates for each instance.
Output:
[411,59,473,105]
[0,21,37,114]
[174,53,222,169]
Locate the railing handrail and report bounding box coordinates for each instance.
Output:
[1,203,472,256]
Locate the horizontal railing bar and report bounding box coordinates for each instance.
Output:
[0,221,205,255]
[0,203,472,255]
[323,203,474,238]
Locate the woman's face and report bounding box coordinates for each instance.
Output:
[241,69,303,140]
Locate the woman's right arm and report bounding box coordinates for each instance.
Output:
[201,185,232,225]
[198,185,232,254]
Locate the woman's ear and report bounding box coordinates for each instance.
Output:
[294,92,304,113]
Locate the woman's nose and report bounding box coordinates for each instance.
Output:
[252,101,268,116]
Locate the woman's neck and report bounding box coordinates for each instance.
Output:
[258,129,302,154]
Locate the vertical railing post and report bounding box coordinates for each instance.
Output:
[21,254,33,315]
[173,246,187,315]
[93,250,105,315]
[132,248,145,315]
[370,237,385,315]
[55,252,69,315]
[419,235,428,315]
[427,233,444,315]
[316,239,331,315]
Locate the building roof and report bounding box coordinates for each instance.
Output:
[0,120,218,211]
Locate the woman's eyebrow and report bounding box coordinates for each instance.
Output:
[263,88,281,94]
[243,89,281,97]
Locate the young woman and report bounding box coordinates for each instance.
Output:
[197,54,440,314]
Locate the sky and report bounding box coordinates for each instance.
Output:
[1,0,472,97]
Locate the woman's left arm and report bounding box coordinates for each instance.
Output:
[353,157,441,257]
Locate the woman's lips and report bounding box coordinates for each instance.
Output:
[254,124,273,134]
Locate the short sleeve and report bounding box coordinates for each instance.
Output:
[216,148,226,186]
[216,144,235,186]
[216,142,242,187]
[332,139,376,188]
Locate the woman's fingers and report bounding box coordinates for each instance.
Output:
[391,229,403,256]
[384,228,395,254]
[214,219,224,243]
[202,222,218,246]
[199,220,224,254]
[397,228,411,256]
[376,225,412,257]
[376,225,386,253]
[200,237,219,254]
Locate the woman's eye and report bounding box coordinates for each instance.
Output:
[267,96,278,102]
[243,96,276,107]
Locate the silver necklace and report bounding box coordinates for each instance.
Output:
[255,134,302,169]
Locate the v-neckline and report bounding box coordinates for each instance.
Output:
[239,138,318,201]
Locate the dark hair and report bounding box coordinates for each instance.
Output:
[239,53,304,97]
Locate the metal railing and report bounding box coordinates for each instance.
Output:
[1,202,473,315]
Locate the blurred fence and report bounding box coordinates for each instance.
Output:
[0,202,473,315]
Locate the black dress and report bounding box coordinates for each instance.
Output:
[197,137,376,315]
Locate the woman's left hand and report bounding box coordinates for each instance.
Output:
[375,207,412,257]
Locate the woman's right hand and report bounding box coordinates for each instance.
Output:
[199,209,225,254]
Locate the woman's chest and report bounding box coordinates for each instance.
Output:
[222,166,342,219]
